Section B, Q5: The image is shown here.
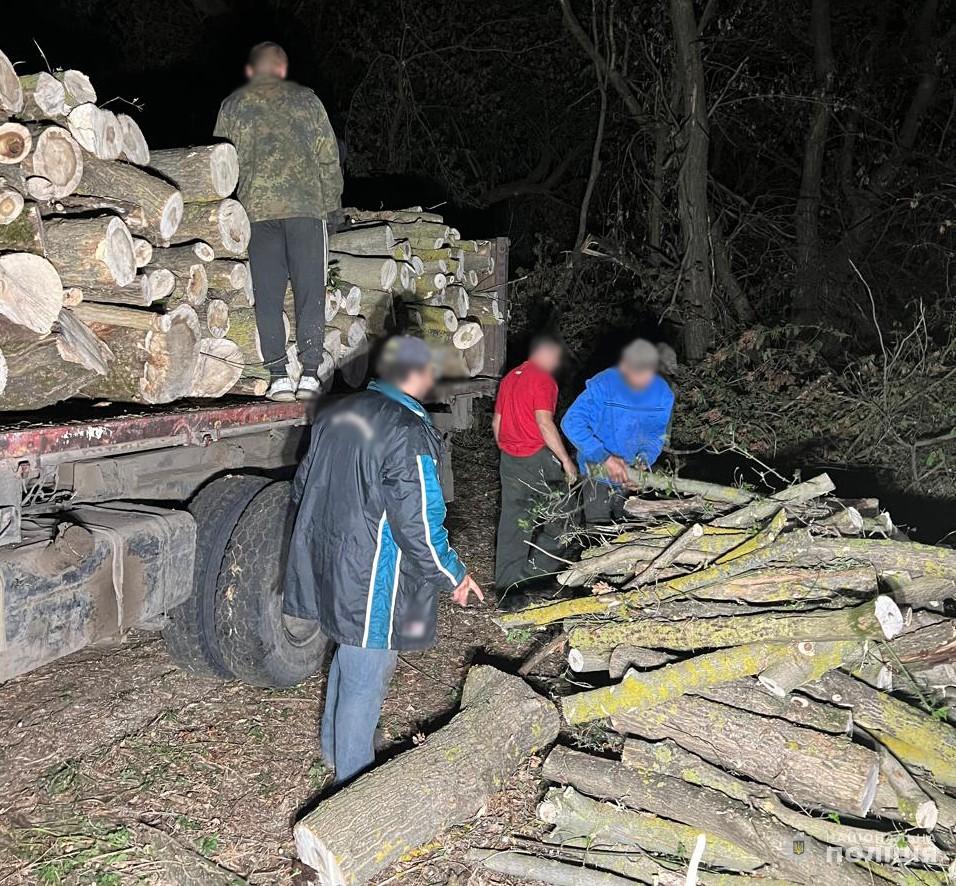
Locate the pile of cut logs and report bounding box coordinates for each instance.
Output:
[475,468,956,886]
[0,51,503,409]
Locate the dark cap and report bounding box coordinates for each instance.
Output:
[377,335,433,376]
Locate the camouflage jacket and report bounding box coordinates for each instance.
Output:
[214,76,343,223]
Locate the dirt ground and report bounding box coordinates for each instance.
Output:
[0,422,553,886]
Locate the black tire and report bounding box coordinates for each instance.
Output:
[163,474,272,678]
[215,481,328,687]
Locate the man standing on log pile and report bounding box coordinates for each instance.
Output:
[493,335,577,602]
[284,336,483,784]
[215,41,343,401]
[562,339,675,523]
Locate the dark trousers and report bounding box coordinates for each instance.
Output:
[495,448,570,589]
[248,217,327,379]
[581,479,627,524]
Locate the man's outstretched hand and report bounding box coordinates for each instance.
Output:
[452,574,484,607]
[604,454,631,485]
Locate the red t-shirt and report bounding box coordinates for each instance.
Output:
[494,360,558,457]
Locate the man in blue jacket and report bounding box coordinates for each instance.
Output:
[285,336,483,784]
[561,339,675,523]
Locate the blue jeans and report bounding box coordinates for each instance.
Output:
[320,644,398,784]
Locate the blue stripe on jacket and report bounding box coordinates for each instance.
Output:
[365,518,399,649]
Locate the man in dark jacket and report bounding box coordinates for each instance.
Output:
[285,336,483,783]
[215,41,343,401]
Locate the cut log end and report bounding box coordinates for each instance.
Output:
[118,114,150,165]
[60,70,97,105]
[0,123,31,164]
[190,338,242,397]
[216,198,250,254]
[453,320,483,350]
[102,217,137,287]
[0,188,24,225]
[160,192,185,242]
[875,595,904,639]
[210,143,239,197]
[0,253,64,335]
[142,305,201,403]
[30,126,84,197]
[0,51,23,114]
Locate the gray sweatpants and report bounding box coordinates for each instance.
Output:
[248,217,327,379]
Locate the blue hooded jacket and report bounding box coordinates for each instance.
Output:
[561,368,674,480]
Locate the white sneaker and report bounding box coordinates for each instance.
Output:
[296,375,322,400]
[266,377,296,401]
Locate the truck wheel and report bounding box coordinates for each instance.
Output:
[215,481,328,688]
[163,474,272,678]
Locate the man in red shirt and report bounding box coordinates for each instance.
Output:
[493,335,577,594]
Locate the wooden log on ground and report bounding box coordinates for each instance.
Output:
[0,312,111,410]
[696,676,853,734]
[873,747,939,829]
[43,216,136,288]
[55,70,96,106]
[331,252,397,290]
[796,536,956,580]
[0,122,31,164]
[189,339,242,397]
[170,199,249,255]
[886,575,956,609]
[0,252,64,334]
[613,693,881,817]
[561,642,792,725]
[627,523,704,587]
[565,596,903,655]
[681,564,878,604]
[620,738,949,867]
[607,645,676,678]
[329,224,395,254]
[20,125,83,198]
[203,259,246,291]
[71,303,200,404]
[0,204,43,253]
[293,666,559,886]
[0,51,23,114]
[117,114,149,165]
[147,144,239,203]
[712,473,835,528]
[542,746,874,886]
[465,849,645,886]
[67,104,122,160]
[536,785,763,871]
[757,639,861,696]
[805,670,956,788]
[76,156,182,243]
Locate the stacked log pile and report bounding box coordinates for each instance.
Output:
[0,51,502,409]
[473,468,956,886]
[327,206,504,385]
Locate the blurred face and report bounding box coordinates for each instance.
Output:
[531,343,563,375]
[245,60,288,80]
[402,364,436,400]
[620,362,656,391]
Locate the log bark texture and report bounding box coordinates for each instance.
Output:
[43,216,136,288]
[171,199,249,255]
[293,666,559,886]
[148,144,239,202]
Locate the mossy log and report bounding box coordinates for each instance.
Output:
[885,575,956,609]
[465,849,647,886]
[686,565,877,604]
[542,746,874,886]
[561,641,792,725]
[408,303,458,333]
[147,144,239,202]
[613,693,881,816]
[696,677,853,734]
[0,312,110,410]
[19,72,68,120]
[568,644,675,675]
[331,252,397,291]
[43,215,136,288]
[627,523,704,586]
[536,786,763,871]
[293,666,560,886]
[328,224,395,254]
[203,259,246,292]
[226,307,263,363]
[805,670,956,788]
[757,639,861,696]
[389,220,451,248]
[873,747,939,830]
[0,122,30,164]
[170,199,249,256]
[0,204,44,253]
[620,738,949,867]
[0,252,65,335]
[711,473,835,528]
[345,206,444,225]
[566,597,902,655]
[71,303,200,404]
[624,466,756,505]
[76,156,182,243]
[796,537,956,580]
